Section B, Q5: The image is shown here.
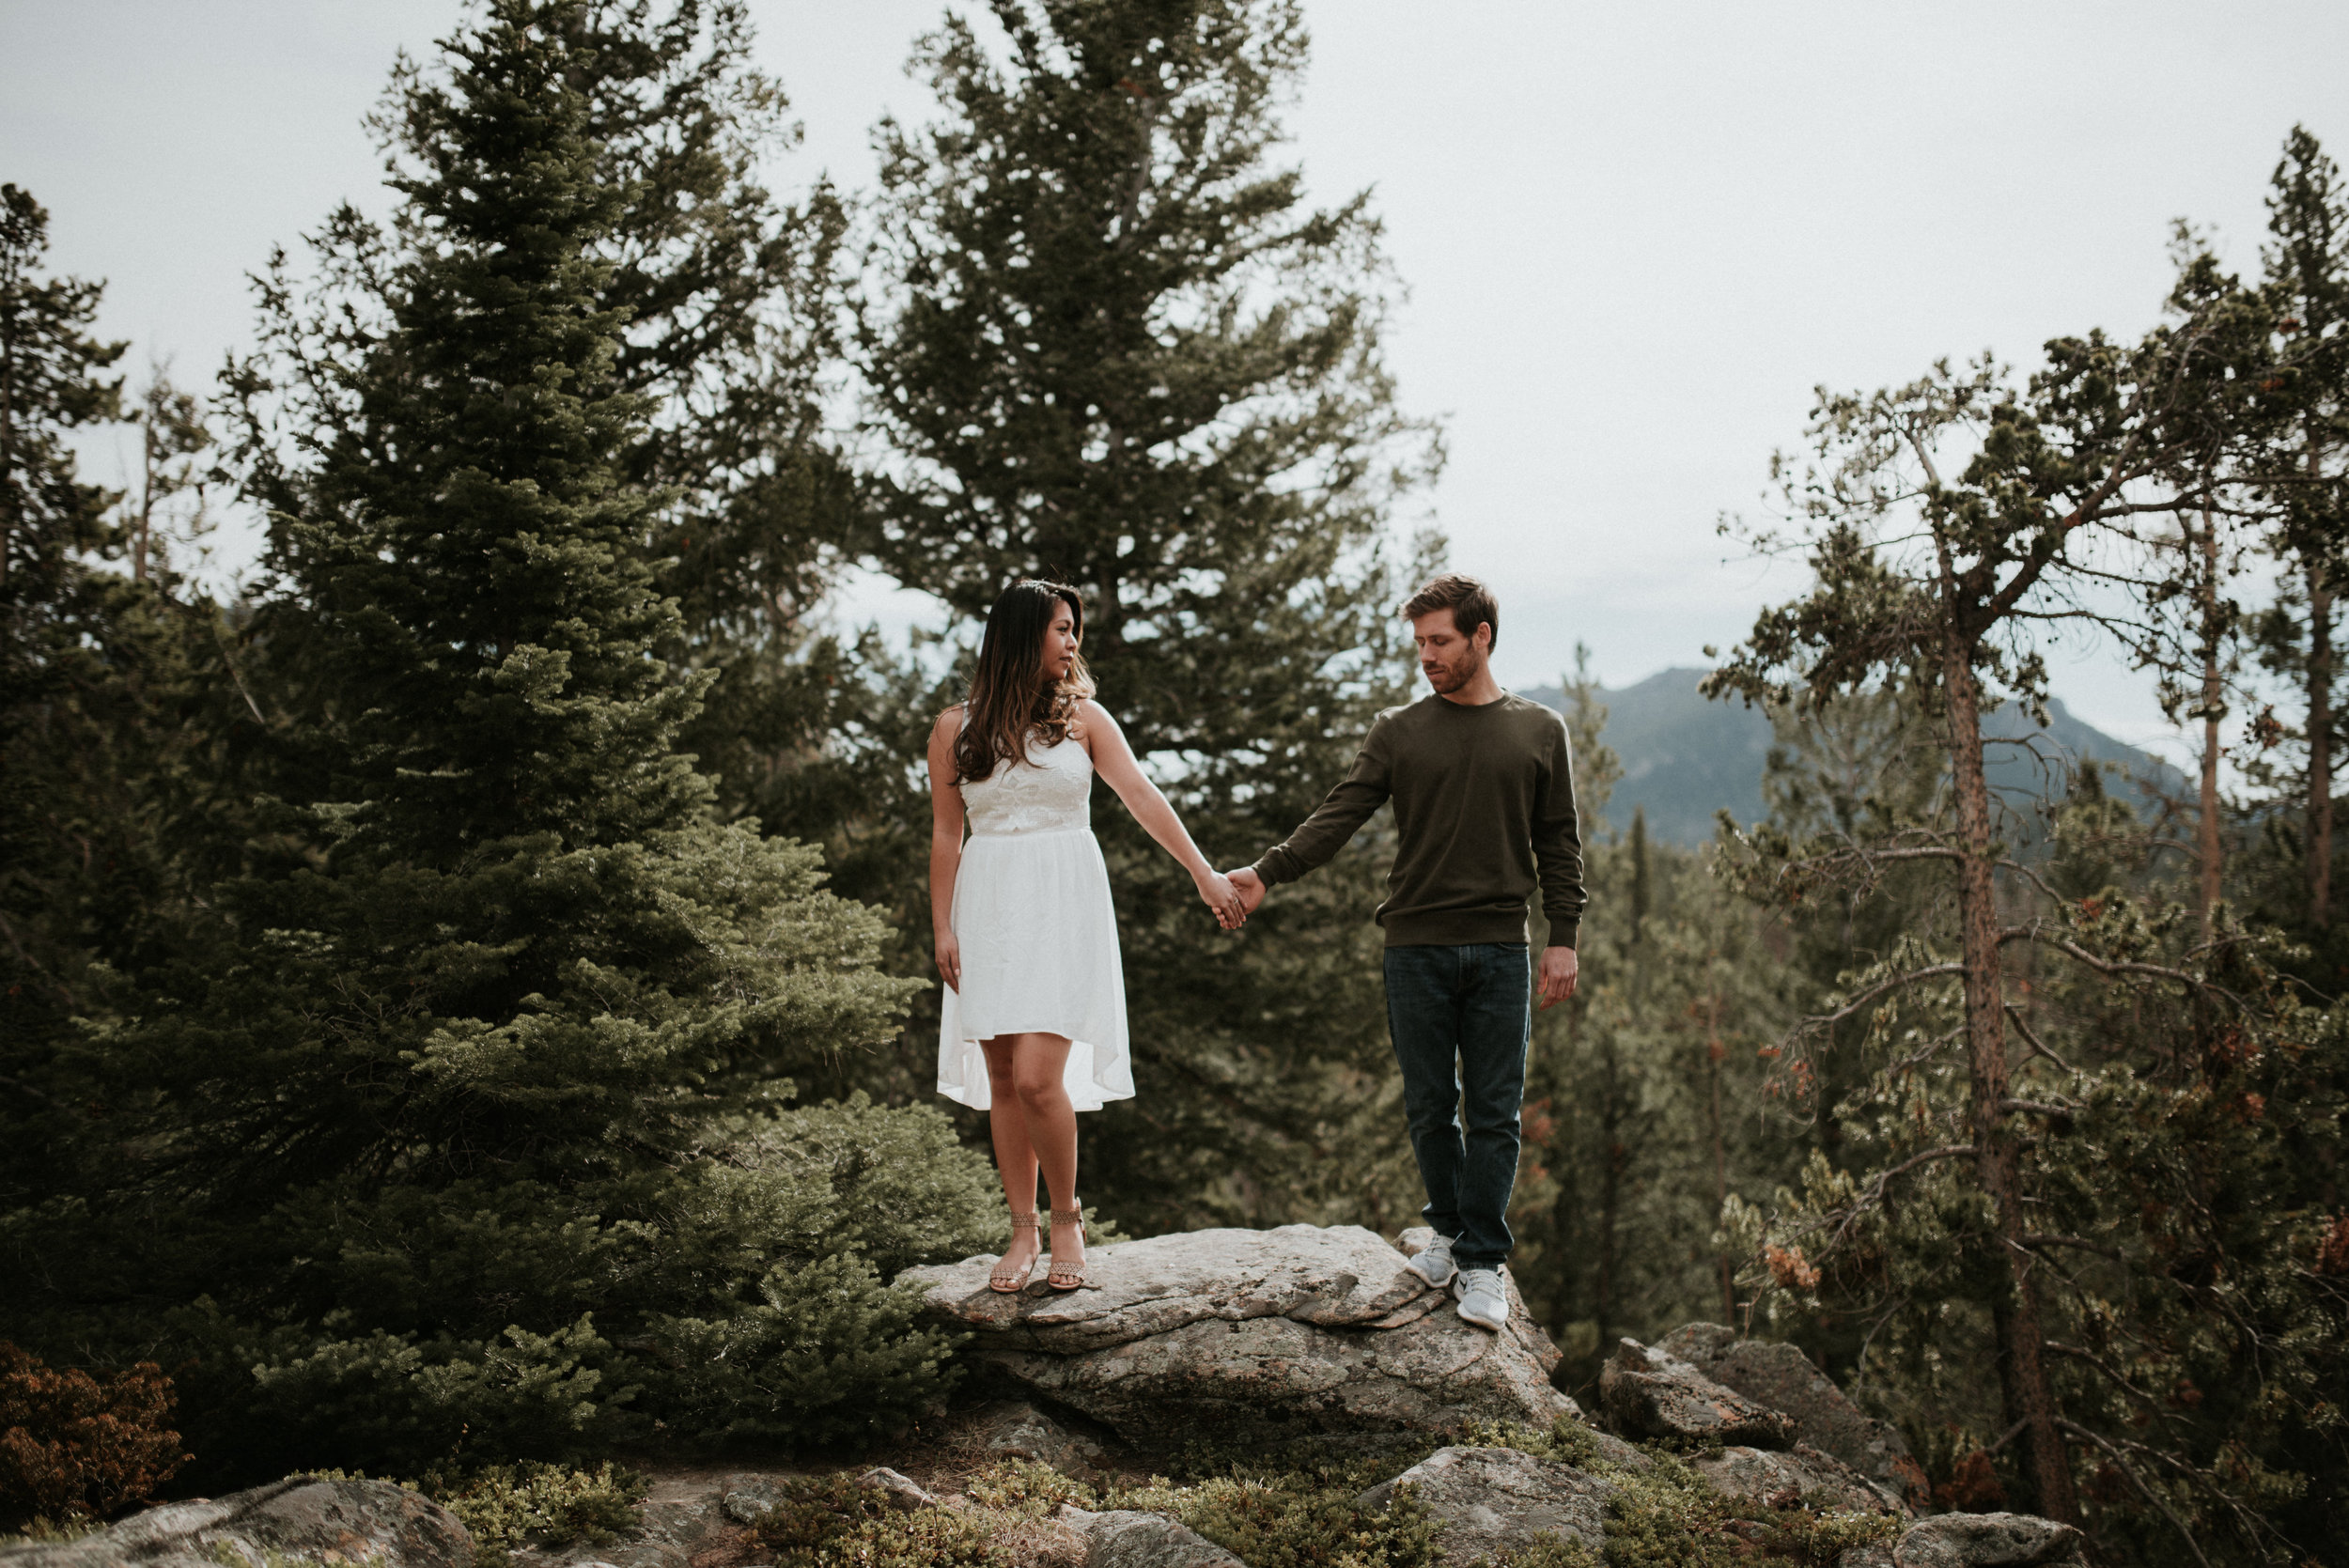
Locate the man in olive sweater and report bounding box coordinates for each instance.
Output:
[1229,573,1583,1332]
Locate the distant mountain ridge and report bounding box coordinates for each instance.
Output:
[1521,668,2186,846]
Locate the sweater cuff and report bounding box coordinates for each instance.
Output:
[1544,920,1579,951]
[1253,847,1300,887]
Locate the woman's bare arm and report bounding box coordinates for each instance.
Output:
[1079,701,1244,927]
[926,707,968,988]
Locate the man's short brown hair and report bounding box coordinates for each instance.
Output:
[1402,572,1499,649]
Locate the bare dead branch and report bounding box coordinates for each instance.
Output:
[2046,1342,2159,1408]
[2053,1420,2213,1568]
[2003,1004,2077,1074]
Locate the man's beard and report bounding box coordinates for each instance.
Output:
[1423,651,1483,693]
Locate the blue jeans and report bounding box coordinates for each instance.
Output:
[1383,942,1532,1271]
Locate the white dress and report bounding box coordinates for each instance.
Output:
[935,734,1135,1112]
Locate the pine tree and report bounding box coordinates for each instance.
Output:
[2244,128,2349,943]
[855,0,1440,1229]
[13,2,994,1481]
[1705,269,2327,1545]
[0,183,129,1216]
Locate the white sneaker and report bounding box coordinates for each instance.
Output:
[1403,1233,1456,1287]
[1453,1266,1507,1331]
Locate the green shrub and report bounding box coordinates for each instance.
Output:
[711,1094,1005,1279]
[0,1515,104,1547]
[1120,1419,1898,1568]
[958,1458,1093,1514]
[414,1462,646,1560]
[1107,1455,1442,1568]
[311,1461,645,1568]
[754,1472,1009,1568]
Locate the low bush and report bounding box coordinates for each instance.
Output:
[0,1343,190,1521]
[413,1461,647,1564]
[1445,1420,1900,1568]
[313,1460,646,1568]
[442,1417,1898,1568]
[754,1471,1011,1568]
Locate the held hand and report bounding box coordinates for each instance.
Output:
[1536,945,1578,1010]
[1196,870,1246,930]
[1228,866,1267,917]
[935,930,962,992]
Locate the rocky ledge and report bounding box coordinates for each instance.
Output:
[897,1222,1580,1444]
[0,1478,470,1568]
[898,1222,2082,1567]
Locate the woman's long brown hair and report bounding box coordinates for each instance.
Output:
[952,579,1096,784]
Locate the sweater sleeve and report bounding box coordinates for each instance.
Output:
[1535,716,1587,948]
[1253,719,1394,886]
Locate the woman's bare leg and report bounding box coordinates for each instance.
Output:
[981,1037,1042,1275]
[1004,1032,1081,1274]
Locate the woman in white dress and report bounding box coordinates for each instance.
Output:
[927,580,1244,1293]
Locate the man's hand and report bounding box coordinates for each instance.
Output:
[1228,866,1267,917]
[1536,945,1578,1010]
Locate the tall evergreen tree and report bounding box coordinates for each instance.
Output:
[0,183,130,1214]
[12,1,997,1481]
[1704,260,2342,1549]
[855,0,1440,1229]
[223,0,863,841]
[2245,128,2349,941]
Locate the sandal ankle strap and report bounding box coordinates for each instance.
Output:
[1050,1207,1084,1225]
[1008,1211,1039,1231]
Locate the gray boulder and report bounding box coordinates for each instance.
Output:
[1661,1324,1925,1508]
[1057,1508,1245,1568]
[717,1476,783,1528]
[1355,1446,1611,1565]
[854,1468,936,1513]
[1891,1513,2086,1567]
[1598,1338,1797,1448]
[573,1479,723,1568]
[0,1478,469,1568]
[967,1399,1106,1480]
[899,1224,1578,1443]
[1687,1443,1906,1518]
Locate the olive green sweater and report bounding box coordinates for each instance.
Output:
[1254,691,1585,948]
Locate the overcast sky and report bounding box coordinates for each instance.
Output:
[6,1,2347,763]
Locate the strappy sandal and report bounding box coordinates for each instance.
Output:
[1046,1207,1087,1291]
[989,1212,1039,1293]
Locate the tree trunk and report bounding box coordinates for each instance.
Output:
[2310,421,2333,927]
[1552,986,1584,1345]
[1594,1034,1622,1356]
[2198,514,2223,942]
[1707,996,1735,1323]
[1940,618,2078,1524]
[2199,715,2221,939]
[132,415,153,585]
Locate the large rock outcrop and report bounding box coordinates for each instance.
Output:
[1662,1322,1927,1509]
[1355,1446,1612,1565]
[898,1223,1577,1442]
[1599,1337,1798,1448]
[1058,1509,1246,1568]
[1870,1512,2086,1567]
[1690,1443,1906,1519]
[0,1478,470,1568]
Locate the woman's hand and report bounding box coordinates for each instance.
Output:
[1196,870,1247,930]
[935,929,962,991]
